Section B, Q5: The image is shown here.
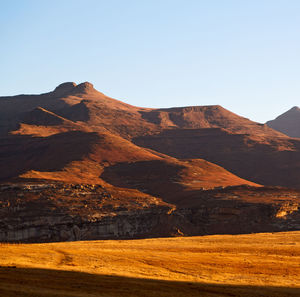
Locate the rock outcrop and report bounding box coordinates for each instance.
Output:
[53,82,77,96]
[0,183,299,243]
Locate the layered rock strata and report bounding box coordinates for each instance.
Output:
[0,183,299,243]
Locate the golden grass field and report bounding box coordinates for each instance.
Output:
[0,231,300,297]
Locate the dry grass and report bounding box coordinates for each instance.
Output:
[1,231,300,296]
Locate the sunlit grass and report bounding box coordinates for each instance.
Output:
[0,231,300,296]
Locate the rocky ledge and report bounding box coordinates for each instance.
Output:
[0,183,299,242]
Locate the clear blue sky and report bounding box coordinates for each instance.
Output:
[1,0,299,123]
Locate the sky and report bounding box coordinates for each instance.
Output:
[1,0,300,123]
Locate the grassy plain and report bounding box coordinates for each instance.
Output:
[0,231,300,296]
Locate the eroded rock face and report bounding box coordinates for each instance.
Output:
[0,183,172,242]
[0,212,170,242]
[0,183,299,243]
[74,82,95,93]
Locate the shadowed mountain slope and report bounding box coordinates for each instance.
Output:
[133,128,300,188]
[266,106,300,138]
[101,158,258,205]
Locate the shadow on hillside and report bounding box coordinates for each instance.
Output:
[0,266,299,297]
[133,128,300,188]
[101,159,186,203]
[0,131,99,181]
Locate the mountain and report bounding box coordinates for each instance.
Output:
[1,82,300,242]
[1,82,300,188]
[0,82,258,195]
[266,106,300,138]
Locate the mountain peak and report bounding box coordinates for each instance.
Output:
[75,82,95,93]
[275,106,300,119]
[53,81,96,96]
[266,106,300,137]
[288,106,300,112]
[53,82,77,95]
